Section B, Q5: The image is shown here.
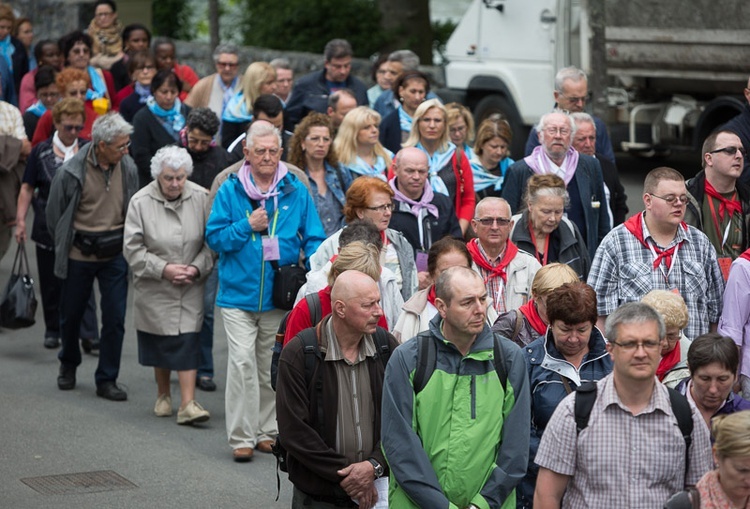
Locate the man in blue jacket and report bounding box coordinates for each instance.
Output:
[284,39,368,132]
[206,121,325,462]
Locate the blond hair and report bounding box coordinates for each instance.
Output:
[712,411,750,459]
[531,263,579,298]
[641,290,689,330]
[240,62,276,110]
[404,99,449,152]
[328,241,381,286]
[333,106,392,167]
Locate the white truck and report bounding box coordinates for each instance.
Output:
[440,0,750,157]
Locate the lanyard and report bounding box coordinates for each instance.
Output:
[707,195,733,249]
[647,239,681,284]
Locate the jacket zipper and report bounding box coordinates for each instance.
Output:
[470,374,476,420]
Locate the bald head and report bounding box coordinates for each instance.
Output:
[394,147,429,200]
[331,270,379,304]
[330,270,383,336]
[396,146,428,170]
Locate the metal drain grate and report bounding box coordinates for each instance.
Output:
[21,470,137,495]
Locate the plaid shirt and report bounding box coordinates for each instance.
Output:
[587,214,723,339]
[0,101,26,139]
[535,373,712,509]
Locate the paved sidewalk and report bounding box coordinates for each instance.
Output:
[0,242,293,508]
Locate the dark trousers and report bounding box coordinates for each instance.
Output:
[197,268,218,379]
[36,245,98,340]
[58,254,128,386]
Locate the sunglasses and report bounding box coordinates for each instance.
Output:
[61,124,84,133]
[710,146,747,157]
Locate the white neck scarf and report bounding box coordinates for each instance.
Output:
[52,131,77,162]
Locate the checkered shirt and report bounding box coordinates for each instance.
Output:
[587,215,723,339]
[535,373,712,509]
[0,101,26,140]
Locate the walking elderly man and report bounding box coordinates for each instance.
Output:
[276,270,398,509]
[47,112,138,401]
[534,302,712,508]
[206,121,325,462]
[382,266,530,508]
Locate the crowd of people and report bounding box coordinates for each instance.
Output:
[5,1,750,508]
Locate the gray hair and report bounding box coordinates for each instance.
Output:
[388,49,420,71]
[150,145,194,179]
[570,112,596,132]
[245,121,282,149]
[92,112,133,145]
[474,196,511,217]
[536,109,576,137]
[324,39,352,61]
[554,66,587,93]
[212,42,239,62]
[270,57,291,70]
[605,302,666,343]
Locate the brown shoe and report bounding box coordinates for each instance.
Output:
[233,447,254,462]
[256,440,274,454]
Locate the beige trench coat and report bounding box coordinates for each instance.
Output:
[124,179,214,336]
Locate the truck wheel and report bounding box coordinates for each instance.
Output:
[473,95,527,158]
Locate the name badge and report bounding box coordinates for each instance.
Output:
[416,250,428,273]
[262,236,280,261]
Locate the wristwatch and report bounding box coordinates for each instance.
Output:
[367,458,384,479]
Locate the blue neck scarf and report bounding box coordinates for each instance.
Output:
[347,155,388,180]
[0,35,15,72]
[86,66,107,100]
[470,156,514,192]
[134,82,150,104]
[147,96,185,133]
[416,141,454,196]
[397,105,413,133]
[26,100,47,117]
[222,90,253,123]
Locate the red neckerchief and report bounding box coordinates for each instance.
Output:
[623,212,687,270]
[329,254,338,263]
[704,179,741,220]
[466,238,519,284]
[518,298,547,335]
[741,248,750,262]
[427,285,437,306]
[656,341,681,381]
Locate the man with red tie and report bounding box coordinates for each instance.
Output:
[685,130,750,279]
[588,167,724,338]
[467,197,541,315]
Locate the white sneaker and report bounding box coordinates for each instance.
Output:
[177,400,210,425]
[154,394,172,417]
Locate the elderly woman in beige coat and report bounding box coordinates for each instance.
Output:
[124,145,214,425]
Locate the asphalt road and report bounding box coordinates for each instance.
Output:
[0,244,294,508]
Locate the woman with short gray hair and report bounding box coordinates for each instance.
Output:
[123,145,214,425]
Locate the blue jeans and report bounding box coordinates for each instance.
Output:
[58,254,128,386]
[197,268,218,379]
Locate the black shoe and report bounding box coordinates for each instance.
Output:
[196,377,217,392]
[57,366,76,390]
[81,338,100,355]
[44,336,60,349]
[96,382,127,401]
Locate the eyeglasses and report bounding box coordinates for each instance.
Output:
[71,47,90,55]
[365,202,395,213]
[38,92,60,100]
[649,193,689,206]
[111,141,131,153]
[61,124,84,133]
[610,339,663,351]
[136,65,156,71]
[187,137,212,147]
[475,217,511,227]
[305,136,332,144]
[544,127,571,136]
[216,61,238,69]
[449,125,466,134]
[709,146,746,157]
[558,92,591,104]
[665,332,682,343]
[253,148,280,157]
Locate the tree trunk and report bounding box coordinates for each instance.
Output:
[209,0,220,51]
[377,0,433,64]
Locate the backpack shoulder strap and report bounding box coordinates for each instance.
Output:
[413,333,437,394]
[667,386,694,474]
[372,327,392,368]
[492,333,507,389]
[511,310,523,343]
[305,292,323,326]
[298,327,325,430]
[574,381,598,434]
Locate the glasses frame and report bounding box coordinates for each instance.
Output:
[365,202,395,213]
[709,146,747,158]
[474,217,512,227]
[648,193,689,206]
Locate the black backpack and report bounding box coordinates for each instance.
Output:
[574,381,694,469]
[412,331,508,393]
[272,324,392,497]
[271,293,323,391]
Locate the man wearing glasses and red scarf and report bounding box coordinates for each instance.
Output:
[468,197,540,315]
[684,129,750,280]
[588,167,724,338]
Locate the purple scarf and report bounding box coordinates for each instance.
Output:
[389,177,439,219]
[238,160,289,207]
[523,145,579,185]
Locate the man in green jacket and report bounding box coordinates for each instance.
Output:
[382,266,530,509]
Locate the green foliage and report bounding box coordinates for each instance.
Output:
[432,18,457,63]
[240,0,386,57]
[152,0,195,40]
